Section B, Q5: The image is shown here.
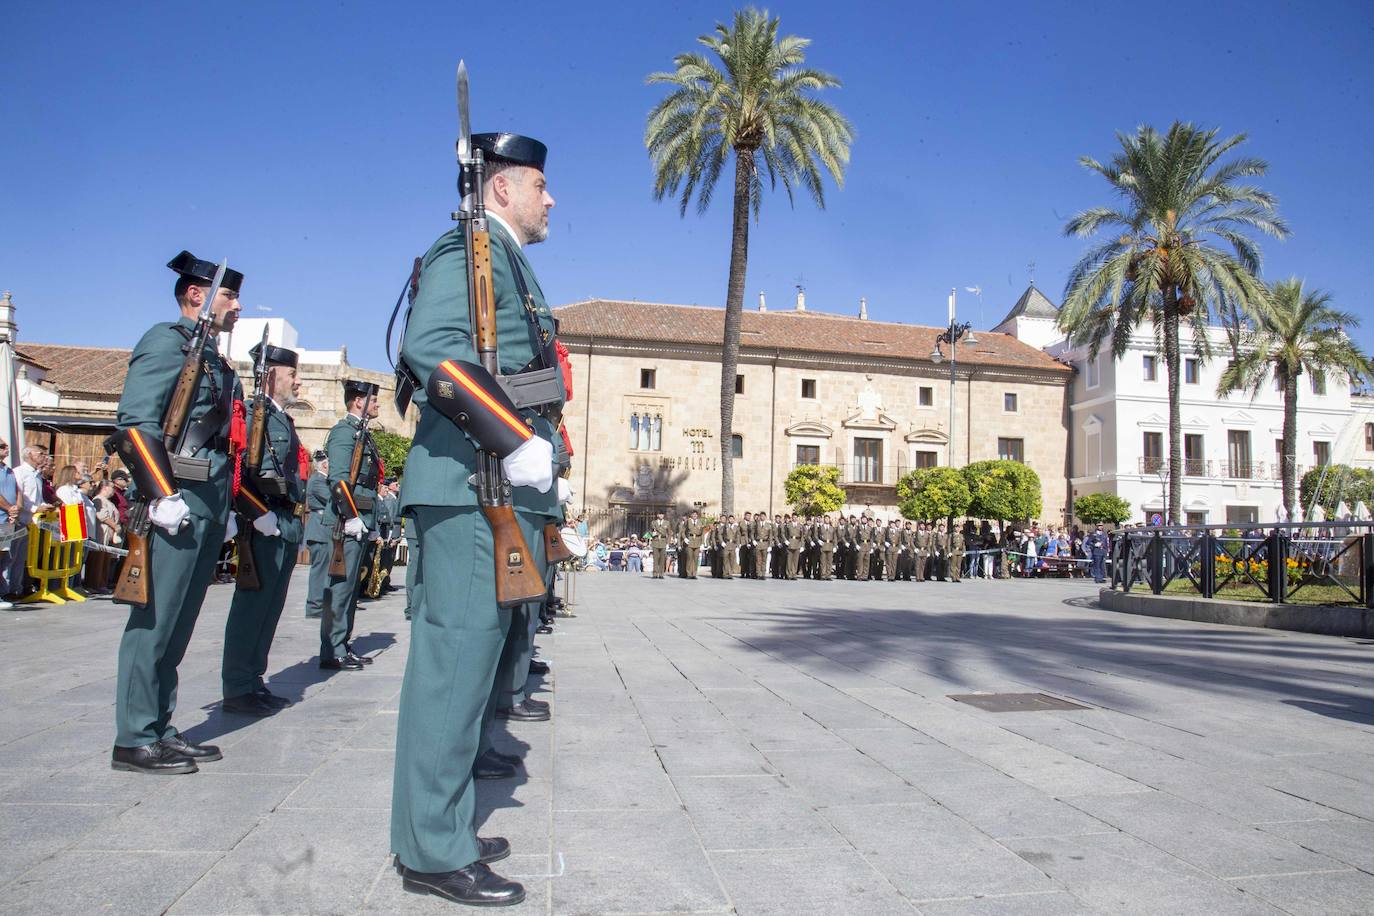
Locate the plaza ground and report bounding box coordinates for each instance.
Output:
[2,568,1373,914]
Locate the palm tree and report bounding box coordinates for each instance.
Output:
[645,8,853,514]
[1217,279,1373,518]
[1058,122,1288,523]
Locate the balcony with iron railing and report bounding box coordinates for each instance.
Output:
[1134,457,1310,481]
[792,459,909,488]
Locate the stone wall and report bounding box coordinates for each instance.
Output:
[563,341,1069,522]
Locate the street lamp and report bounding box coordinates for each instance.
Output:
[928,287,976,468]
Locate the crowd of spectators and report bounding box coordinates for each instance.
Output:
[0,441,134,606]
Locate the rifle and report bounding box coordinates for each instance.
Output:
[454,61,545,607]
[328,415,369,577]
[112,260,228,606]
[236,325,271,591]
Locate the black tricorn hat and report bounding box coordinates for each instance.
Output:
[311,449,328,462]
[167,250,244,293]
[342,379,380,401]
[249,342,299,369]
[472,133,547,171]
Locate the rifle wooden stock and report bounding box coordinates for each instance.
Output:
[246,398,267,472]
[112,503,151,606]
[235,523,261,591]
[161,356,202,445]
[483,504,547,607]
[328,533,346,576]
[543,521,573,564]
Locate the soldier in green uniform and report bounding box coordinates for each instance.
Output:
[650,511,670,578]
[221,342,305,717]
[390,132,563,906]
[721,514,740,578]
[931,523,950,580]
[108,251,243,774]
[898,521,916,580]
[320,379,382,670]
[835,516,852,580]
[854,517,872,580]
[303,451,331,618]
[738,512,753,578]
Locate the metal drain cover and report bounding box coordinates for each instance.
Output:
[947,692,1090,712]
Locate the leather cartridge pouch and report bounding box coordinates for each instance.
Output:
[170,455,211,483]
[353,494,375,511]
[498,366,562,411]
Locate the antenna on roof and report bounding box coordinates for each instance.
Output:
[1027,260,1037,286]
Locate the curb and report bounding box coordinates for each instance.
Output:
[1097,588,1374,638]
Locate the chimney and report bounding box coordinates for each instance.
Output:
[758,291,767,313]
[0,291,15,343]
[859,297,868,321]
[795,285,806,312]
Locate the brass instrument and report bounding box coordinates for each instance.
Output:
[363,536,386,599]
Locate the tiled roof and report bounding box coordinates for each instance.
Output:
[554,300,1071,374]
[16,343,132,397]
[996,285,1060,326]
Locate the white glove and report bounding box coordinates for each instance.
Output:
[502,436,555,492]
[223,513,238,542]
[149,493,190,534]
[253,511,280,537]
[557,477,574,504]
[344,516,366,539]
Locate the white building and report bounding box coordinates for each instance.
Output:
[995,287,1374,525]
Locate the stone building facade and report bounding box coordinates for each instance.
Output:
[555,296,1073,521]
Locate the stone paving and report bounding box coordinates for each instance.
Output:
[3,568,1374,915]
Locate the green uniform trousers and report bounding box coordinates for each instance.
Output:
[222,531,297,698]
[479,512,545,756]
[320,535,365,660]
[115,512,225,747]
[392,505,513,873]
[305,540,331,618]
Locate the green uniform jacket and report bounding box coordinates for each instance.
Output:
[326,414,381,529]
[244,401,304,544]
[117,316,240,522]
[303,472,332,543]
[399,221,564,517]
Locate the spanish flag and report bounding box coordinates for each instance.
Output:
[59,503,88,543]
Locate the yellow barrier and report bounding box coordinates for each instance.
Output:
[19,509,87,605]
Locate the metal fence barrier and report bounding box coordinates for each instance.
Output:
[1108,521,1374,607]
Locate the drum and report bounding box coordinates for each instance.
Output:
[561,528,589,559]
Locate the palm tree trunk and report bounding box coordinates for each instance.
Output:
[718,150,752,516]
[1282,373,1298,519]
[1163,295,1182,524]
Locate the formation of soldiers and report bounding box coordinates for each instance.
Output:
[650,511,971,582]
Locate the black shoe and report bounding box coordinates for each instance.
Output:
[320,655,364,671]
[345,652,373,667]
[535,624,553,634]
[401,861,524,906]
[159,733,223,762]
[345,643,375,664]
[520,695,550,712]
[255,686,293,708]
[395,837,509,876]
[111,743,198,775]
[474,749,518,779]
[497,700,551,722]
[528,659,550,675]
[222,692,278,718]
[488,749,523,766]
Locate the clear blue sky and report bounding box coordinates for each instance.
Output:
[3,0,1372,370]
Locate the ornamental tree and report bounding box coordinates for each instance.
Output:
[783,464,846,516]
[897,467,972,522]
[963,459,1042,526]
[1073,492,1132,525]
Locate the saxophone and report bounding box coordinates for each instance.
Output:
[363,536,386,599]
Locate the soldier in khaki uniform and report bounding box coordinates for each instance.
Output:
[818,515,836,580]
[898,521,916,581]
[949,521,966,583]
[931,524,950,580]
[650,511,671,579]
[883,519,901,581]
[916,522,932,581]
[784,515,802,579]
[755,512,773,580]
[738,512,754,578]
[682,511,703,579]
[721,514,740,578]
